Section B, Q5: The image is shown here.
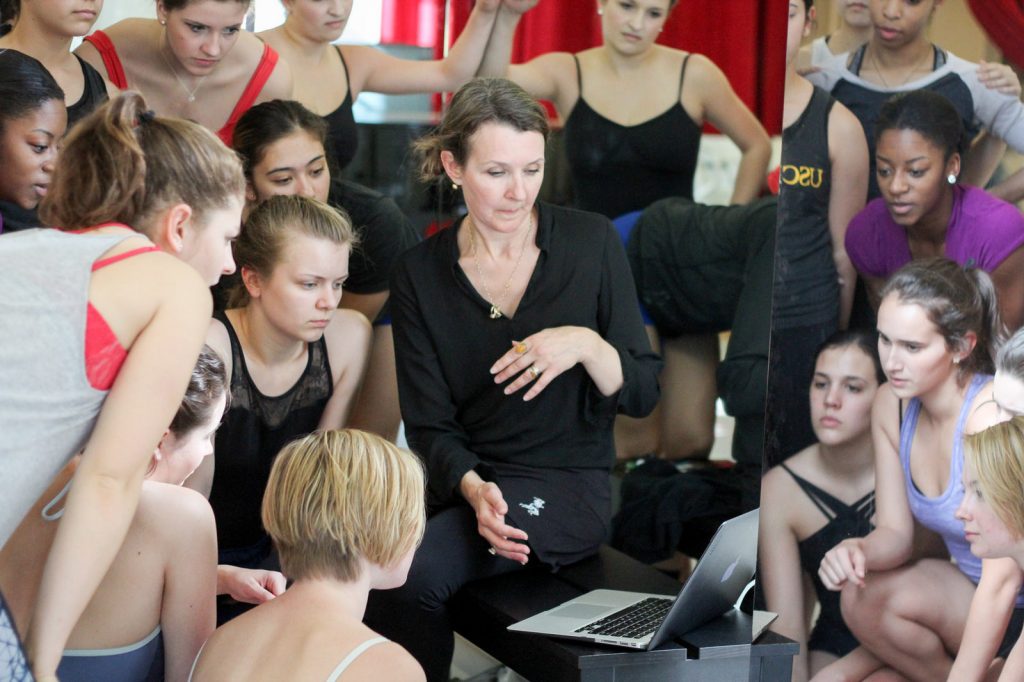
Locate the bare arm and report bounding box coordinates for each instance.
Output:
[760,468,811,682]
[949,558,1023,680]
[476,0,538,78]
[962,131,1008,190]
[990,245,1024,332]
[317,309,372,429]
[161,488,218,682]
[26,262,211,677]
[506,52,579,120]
[345,1,500,98]
[819,387,914,589]
[827,102,868,329]
[687,54,771,204]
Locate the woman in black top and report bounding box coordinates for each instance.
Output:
[233,100,419,442]
[364,78,660,682]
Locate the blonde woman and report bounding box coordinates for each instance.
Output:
[957,418,1024,681]
[189,429,426,681]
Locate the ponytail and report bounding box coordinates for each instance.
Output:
[40,92,244,233]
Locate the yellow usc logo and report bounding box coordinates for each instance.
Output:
[780,165,825,188]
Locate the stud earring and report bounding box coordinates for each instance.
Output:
[597,7,603,15]
[452,182,460,190]
[160,18,167,25]
[947,173,957,185]
[954,357,961,365]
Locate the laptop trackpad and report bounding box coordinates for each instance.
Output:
[549,604,613,619]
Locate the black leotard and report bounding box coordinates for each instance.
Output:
[563,54,701,219]
[781,464,875,657]
[67,55,109,132]
[323,46,358,172]
[209,311,333,560]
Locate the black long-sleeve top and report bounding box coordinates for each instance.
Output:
[391,202,662,507]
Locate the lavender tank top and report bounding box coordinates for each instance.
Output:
[900,374,988,583]
[0,228,136,546]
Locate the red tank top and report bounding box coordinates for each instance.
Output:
[83,30,279,145]
[86,245,161,390]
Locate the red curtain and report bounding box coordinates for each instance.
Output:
[380,0,444,49]
[444,0,786,134]
[967,0,1024,71]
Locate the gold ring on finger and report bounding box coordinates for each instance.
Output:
[528,365,540,380]
[513,340,528,355]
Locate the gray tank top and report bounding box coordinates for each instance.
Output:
[0,227,138,546]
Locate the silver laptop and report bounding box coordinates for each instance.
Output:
[508,508,759,650]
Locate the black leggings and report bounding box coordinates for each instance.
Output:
[363,505,526,682]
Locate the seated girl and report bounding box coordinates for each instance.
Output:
[232,99,419,441]
[0,347,227,682]
[958,417,1024,681]
[191,194,371,621]
[189,429,426,681]
[818,258,1024,681]
[760,329,884,682]
[844,90,1024,330]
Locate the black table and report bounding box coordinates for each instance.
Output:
[450,545,797,681]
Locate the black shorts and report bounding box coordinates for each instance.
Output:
[998,606,1024,659]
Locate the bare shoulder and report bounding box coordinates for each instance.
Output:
[681,52,726,85]
[324,309,372,362]
[827,100,866,151]
[135,483,215,548]
[204,316,233,381]
[99,18,159,53]
[965,381,998,435]
[761,446,813,522]
[257,41,294,101]
[872,383,901,440]
[345,640,425,681]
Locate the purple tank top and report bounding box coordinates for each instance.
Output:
[900,374,998,588]
[846,185,1024,279]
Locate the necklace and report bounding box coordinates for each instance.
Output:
[468,213,534,320]
[869,42,933,89]
[159,36,207,103]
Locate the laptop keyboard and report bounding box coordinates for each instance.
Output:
[574,597,673,640]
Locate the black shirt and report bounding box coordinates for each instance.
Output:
[391,202,662,507]
[774,86,838,330]
[329,177,419,298]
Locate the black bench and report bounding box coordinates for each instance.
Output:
[450,545,797,682]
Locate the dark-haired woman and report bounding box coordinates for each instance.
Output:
[0,50,66,233]
[77,0,292,145]
[845,90,1024,330]
[259,0,535,172]
[486,0,771,463]
[363,77,661,682]
[808,0,1024,202]
[198,195,371,624]
[818,259,1024,680]
[232,99,417,441]
[0,0,117,131]
[0,92,244,679]
[0,347,229,682]
[760,329,883,682]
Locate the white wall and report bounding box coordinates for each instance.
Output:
[94,0,155,29]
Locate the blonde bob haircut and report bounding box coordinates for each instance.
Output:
[228,194,358,308]
[262,429,426,582]
[963,416,1024,539]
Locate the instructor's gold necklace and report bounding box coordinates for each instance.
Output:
[469,213,534,320]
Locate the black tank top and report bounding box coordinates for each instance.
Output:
[66,55,109,132]
[833,44,978,199]
[781,464,874,653]
[323,46,358,172]
[563,54,701,219]
[773,86,837,330]
[209,311,333,553]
